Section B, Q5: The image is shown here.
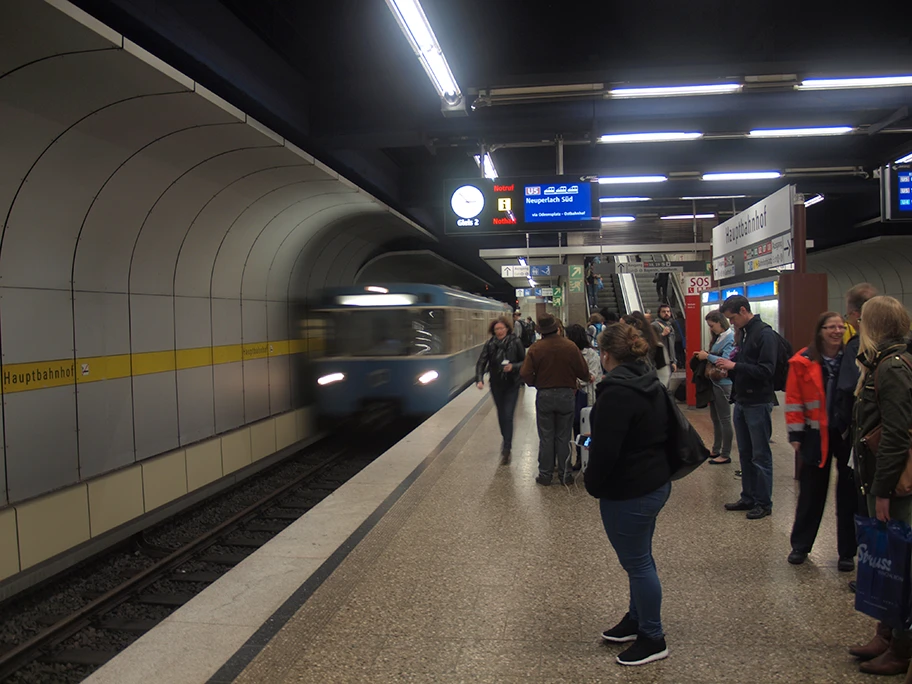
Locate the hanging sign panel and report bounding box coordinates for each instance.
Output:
[711,185,794,280]
[444,177,601,235]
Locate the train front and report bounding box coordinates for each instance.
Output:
[311,287,452,421]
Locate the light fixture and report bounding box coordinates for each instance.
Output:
[661,213,717,220]
[798,76,912,91]
[317,373,345,386]
[473,153,497,179]
[517,257,527,266]
[896,152,912,164]
[600,216,636,223]
[384,0,462,104]
[365,286,389,294]
[804,194,825,207]
[598,175,667,184]
[749,126,854,138]
[417,370,439,385]
[336,294,418,306]
[701,171,782,181]
[609,83,742,99]
[680,195,747,200]
[598,131,703,144]
[528,277,537,287]
[599,197,651,203]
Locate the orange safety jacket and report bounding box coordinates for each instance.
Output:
[784,348,829,468]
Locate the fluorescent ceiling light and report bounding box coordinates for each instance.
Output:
[702,171,782,181]
[384,0,462,103]
[600,215,636,223]
[749,126,854,138]
[600,196,651,203]
[896,152,912,164]
[317,373,345,386]
[798,76,912,90]
[517,257,527,265]
[681,195,746,200]
[598,131,703,144]
[609,83,741,99]
[473,153,497,179]
[336,294,418,306]
[804,194,824,207]
[598,175,667,184]
[661,214,717,220]
[365,286,389,294]
[528,277,537,286]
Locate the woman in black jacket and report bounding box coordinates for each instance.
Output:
[584,323,671,667]
[476,316,525,463]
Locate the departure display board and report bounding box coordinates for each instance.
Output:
[881,164,912,222]
[444,177,600,235]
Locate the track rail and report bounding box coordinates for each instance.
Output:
[0,450,349,680]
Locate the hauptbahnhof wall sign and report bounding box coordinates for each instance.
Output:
[444,177,600,235]
[711,185,795,280]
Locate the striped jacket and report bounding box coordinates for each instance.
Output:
[785,348,829,468]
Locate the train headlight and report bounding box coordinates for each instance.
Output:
[318,372,346,386]
[417,370,439,385]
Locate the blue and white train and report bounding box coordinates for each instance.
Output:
[311,284,512,418]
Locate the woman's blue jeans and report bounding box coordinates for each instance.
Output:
[599,481,671,639]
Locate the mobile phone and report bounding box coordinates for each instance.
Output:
[575,434,591,448]
[501,359,510,366]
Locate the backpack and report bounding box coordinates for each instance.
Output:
[771,329,793,392]
[662,387,710,480]
[519,320,535,347]
[587,322,603,347]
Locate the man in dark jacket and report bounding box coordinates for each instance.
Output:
[836,283,878,435]
[714,295,778,519]
[521,314,590,485]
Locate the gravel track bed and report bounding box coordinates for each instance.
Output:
[6,661,93,684]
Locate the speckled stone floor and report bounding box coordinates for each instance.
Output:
[232,387,882,683]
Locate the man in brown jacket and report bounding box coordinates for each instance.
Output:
[521,314,591,485]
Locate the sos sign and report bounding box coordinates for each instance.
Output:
[686,275,712,295]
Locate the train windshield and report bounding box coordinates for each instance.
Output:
[325,308,448,357]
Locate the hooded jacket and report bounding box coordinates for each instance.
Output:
[785,348,831,468]
[853,340,912,498]
[584,361,671,500]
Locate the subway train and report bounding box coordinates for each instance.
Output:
[310,284,512,419]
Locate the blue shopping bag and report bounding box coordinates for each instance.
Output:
[855,515,912,628]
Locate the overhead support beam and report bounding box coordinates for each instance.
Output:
[867,106,909,135]
[480,244,711,258]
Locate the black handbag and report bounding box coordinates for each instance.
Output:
[662,388,711,480]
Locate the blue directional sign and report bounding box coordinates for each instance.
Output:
[530,265,552,277]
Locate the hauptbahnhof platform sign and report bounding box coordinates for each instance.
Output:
[444,177,600,235]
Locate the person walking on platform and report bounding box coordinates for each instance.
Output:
[714,295,779,520]
[848,296,912,677]
[476,315,525,464]
[694,310,735,465]
[520,314,590,485]
[566,324,602,470]
[584,323,671,667]
[785,312,857,570]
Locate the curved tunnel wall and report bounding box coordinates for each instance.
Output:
[807,236,912,314]
[0,0,432,581]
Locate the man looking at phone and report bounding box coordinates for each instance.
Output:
[521,314,591,486]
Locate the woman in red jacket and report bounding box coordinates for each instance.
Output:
[785,311,857,569]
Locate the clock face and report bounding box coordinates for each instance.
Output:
[450,184,485,219]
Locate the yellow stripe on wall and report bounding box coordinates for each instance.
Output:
[1,337,317,395]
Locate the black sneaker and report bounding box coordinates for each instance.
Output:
[616,634,669,666]
[601,613,638,643]
[724,499,752,511]
[500,450,511,465]
[788,550,808,565]
[746,506,772,520]
[561,473,574,485]
[535,474,552,486]
[838,557,855,572]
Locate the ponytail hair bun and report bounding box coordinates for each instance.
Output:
[598,322,650,363]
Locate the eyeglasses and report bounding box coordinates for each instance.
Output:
[821,325,846,332]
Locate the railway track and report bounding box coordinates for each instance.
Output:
[0,420,418,683]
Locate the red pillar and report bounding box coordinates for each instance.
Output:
[684,294,702,407]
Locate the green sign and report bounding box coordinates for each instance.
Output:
[553,287,563,305]
[569,264,584,279]
[569,279,584,293]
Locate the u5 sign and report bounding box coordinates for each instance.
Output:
[686,275,713,295]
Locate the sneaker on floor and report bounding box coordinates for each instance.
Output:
[500,450,511,465]
[724,499,752,511]
[838,557,855,572]
[746,505,772,520]
[561,473,574,485]
[788,550,808,565]
[601,613,639,643]
[616,634,669,666]
[535,474,552,486]
[734,470,742,478]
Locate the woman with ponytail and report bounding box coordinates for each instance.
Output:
[584,322,672,667]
